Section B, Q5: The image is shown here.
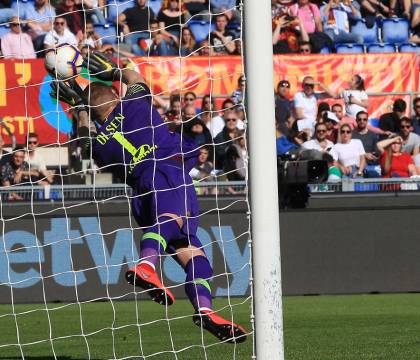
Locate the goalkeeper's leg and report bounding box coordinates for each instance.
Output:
[126,215,181,306]
[175,239,247,344]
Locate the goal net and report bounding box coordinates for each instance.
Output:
[0,0,255,359]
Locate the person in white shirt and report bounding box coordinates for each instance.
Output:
[294,76,336,135]
[336,74,368,118]
[25,132,54,185]
[209,98,244,138]
[1,17,36,59]
[44,16,78,49]
[331,123,366,177]
[303,122,334,152]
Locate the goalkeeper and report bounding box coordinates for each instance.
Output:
[50,52,246,344]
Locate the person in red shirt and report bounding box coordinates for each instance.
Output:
[377,136,417,178]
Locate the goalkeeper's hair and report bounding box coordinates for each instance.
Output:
[83,82,119,120]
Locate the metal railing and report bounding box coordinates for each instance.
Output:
[0,181,248,202]
[309,177,420,193]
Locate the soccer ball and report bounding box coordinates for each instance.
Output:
[45,43,83,80]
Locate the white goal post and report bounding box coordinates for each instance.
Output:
[244,0,285,358]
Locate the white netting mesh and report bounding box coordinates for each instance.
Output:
[0,0,253,358]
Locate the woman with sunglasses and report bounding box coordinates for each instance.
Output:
[330,124,366,177]
[377,135,417,178]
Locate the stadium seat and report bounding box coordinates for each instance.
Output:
[189,20,215,43]
[319,46,330,54]
[367,43,396,53]
[148,0,162,16]
[106,0,135,22]
[350,19,378,43]
[399,43,420,55]
[381,18,409,44]
[335,43,364,54]
[94,23,118,44]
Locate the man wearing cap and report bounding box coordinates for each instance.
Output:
[324,111,339,143]
[275,79,292,134]
[302,121,334,152]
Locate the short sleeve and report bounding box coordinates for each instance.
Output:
[310,3,321,18]
[356,139,365,155]
[293,92,303,108]
[360,91,368,100]
[330,145,338,161]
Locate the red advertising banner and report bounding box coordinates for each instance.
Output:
[0,54,417,145]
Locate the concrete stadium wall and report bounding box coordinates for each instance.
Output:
[1,194,420,303]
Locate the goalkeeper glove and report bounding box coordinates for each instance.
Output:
[49,79,87,114]
[84,51,120,82]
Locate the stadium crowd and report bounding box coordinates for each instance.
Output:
[271,0,420,54]
[275,76,420,180]
[0,0,242,58]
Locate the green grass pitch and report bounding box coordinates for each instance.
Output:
[0,293,420,359]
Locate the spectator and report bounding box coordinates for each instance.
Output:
[272,13,309,53]
[210,98,239,137]
[0,0,15,24]
[398,117,420,156]
[198,39,215,56]
[224,130,246,183]
[1,147,36,189]
[330,123,366,177]
[293,76,335,135]
[379,98,407,135]
[1,17,36,59]
[82,0,106,26]
[316,102,330,123]
[0,135,11,169]
[148,26,176,56]
[302,122,334,152]
[214,112,240,169]
[298,40,312,53]
[22,0,56,54]
[189,146,215,195]
[323,111,339,143]
[44,16,77,48]
[276,128,300,155]
[290,0,333,53]
[183,104,213,147]
[320,0,362,45]
[410,7,420,43]
[183,91,200,113]
[25,132,54,185]
[157,0,190,47]
[359,0,391,25]
[336,74,368,119]
[323,152,342,181]
[209,14,236,55]
[275,79,293,134]
[200,95,225,137]
[56,0,85,42]
[117,0,155,55]
[180,27,199,56]
[331,103,353,128]
[165,93,182,131]
[377,136,417,178]
[231,75,245,106]
[81,19,102,50]
[411,97,420,135]
[352,110,380,177]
